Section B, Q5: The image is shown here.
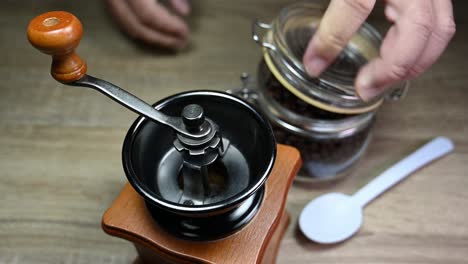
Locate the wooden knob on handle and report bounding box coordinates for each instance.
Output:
[27,11,87,83]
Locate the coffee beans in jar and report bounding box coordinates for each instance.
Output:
[227,2,407,183]
[242,1,405,183]
[256,59,374,182]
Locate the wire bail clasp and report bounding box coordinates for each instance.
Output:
[252,20,276,51]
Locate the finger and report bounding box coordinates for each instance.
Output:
[127,0,189,38]
[303,0,376,77]
[107,0,187,49]
[408,0,455,78]
[170,0,191,16]
[355,0,434,101]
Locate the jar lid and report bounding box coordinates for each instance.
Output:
[254,2,384,114]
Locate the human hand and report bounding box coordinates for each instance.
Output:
[106,0,190,50]
[303,0,456,101]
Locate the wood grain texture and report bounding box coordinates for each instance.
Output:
[1,0,467,263]
[101,144,300,264]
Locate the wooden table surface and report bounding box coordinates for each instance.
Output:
[1,1,467,263]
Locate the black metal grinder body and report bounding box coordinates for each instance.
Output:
[123,91,276,240]
[27,11,277,240]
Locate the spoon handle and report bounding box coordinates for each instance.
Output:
[352,137,454,208]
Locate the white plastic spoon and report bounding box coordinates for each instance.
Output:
[299,137,454,244]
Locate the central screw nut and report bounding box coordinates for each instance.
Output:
[182,104,205,131]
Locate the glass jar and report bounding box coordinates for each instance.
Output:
[230,1,407,184]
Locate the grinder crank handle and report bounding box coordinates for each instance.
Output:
[26,11,209,139]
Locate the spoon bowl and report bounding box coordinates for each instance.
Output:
[299,193,362,244]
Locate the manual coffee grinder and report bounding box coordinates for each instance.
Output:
[27,11,302,263]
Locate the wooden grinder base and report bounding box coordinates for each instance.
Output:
[102,145,302,264]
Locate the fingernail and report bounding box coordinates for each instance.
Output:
[305,57,328,77]
[356,73,380,101]
[174,0,190,15]
[384,5,399,22]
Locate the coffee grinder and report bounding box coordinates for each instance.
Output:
[27,11,302,263]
